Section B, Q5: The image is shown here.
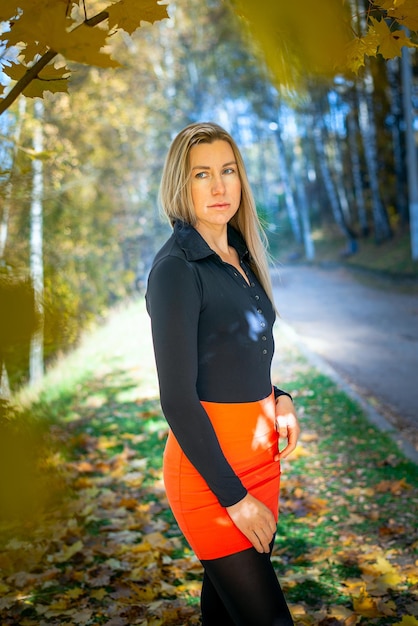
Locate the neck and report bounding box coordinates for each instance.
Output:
[195,222,229,255]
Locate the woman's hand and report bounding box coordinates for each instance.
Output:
[226,493,277,553]
[274,395,300,461]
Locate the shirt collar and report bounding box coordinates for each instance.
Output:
[174,220,249,262]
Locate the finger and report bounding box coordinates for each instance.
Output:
[279,429,299,459]
[254,529,271,553]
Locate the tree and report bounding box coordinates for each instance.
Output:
[1,0,418,115]
[29,99,44,385]
[0,0,169,114]
[401,44,418,259]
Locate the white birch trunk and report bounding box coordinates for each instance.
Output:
[401,47,418,260]
[0,364,11,399]
[273,127,302,244]
[293,134,315,260]
[356,73,392,241]
[313,119,356,249]
[29,99,44,384]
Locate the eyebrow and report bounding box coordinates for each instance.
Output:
[191,160,237,170]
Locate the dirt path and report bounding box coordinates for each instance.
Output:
[272,264,418,449]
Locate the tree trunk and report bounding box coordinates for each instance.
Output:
[328,96,353,227]
[273,124,302,244]
[29,99,45,385]
[356,75,392,242]
[293,129,315,260]
[346,105,369,236]
[401,46,418,260]
[312,116,357,251]
[386,58,409,224]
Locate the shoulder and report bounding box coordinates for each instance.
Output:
[146,237,202,310]
[149,234,196,282]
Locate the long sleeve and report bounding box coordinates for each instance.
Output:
[146,255,247,507]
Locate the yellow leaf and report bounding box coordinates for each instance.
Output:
[133,584,158,601]
[327,604,356,619]
[233,0,352,88]
[53,539,83,563]
[22,64,70,98]
[0,0,22,21]
[3,2,118,68]
[65,587,84,599]
[48,598,69,610]
[0,1,52,47]
[352,591,380,617]
[370,17,417,59]
[176,579,202,596]
[90,588,107,600]
[20,42,49,64]
[3,62,27,81]
[360,555,403,587]
[385,0,418,31]
[107,0,169,35]
[393,617,418,626]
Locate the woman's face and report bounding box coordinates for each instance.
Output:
[189,140,242,230]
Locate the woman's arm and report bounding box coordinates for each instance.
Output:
[146,255,247,507]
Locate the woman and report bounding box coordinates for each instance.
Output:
[146,122,299,625]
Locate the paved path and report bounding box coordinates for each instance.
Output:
[272,265,418,447]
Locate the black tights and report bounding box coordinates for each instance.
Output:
[200,546,294,626]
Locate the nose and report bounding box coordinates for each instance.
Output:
[212,174,225,195]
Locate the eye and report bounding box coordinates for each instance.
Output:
[223,167,236,175]
[194,171,208,179]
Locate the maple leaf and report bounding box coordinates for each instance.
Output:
[345,35,378,73]
[393,618,418,626]
[20,42,49,64]
[107,0,170,35]
[385,0,418,31]
[374,0,403,9]
[352,590,381,617]
[233,0,352,87]
[0,0,21,21]
[370,17,417,59]
[53,539,84,563]
[23,65,70,98]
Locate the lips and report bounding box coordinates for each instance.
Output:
[208,203,230,209]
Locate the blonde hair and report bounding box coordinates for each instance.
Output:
[159,122,274,304]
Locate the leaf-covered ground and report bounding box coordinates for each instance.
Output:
[0,300,417,626]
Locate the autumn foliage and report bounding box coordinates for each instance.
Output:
[0,0,169,112]
[232,0,418,88]
[1,0,418,113]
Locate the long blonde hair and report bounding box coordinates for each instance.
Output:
[159,122,274,304]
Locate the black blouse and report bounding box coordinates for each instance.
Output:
[146,220,290,507]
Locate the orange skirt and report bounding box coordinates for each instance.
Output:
[163,390,281,560]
